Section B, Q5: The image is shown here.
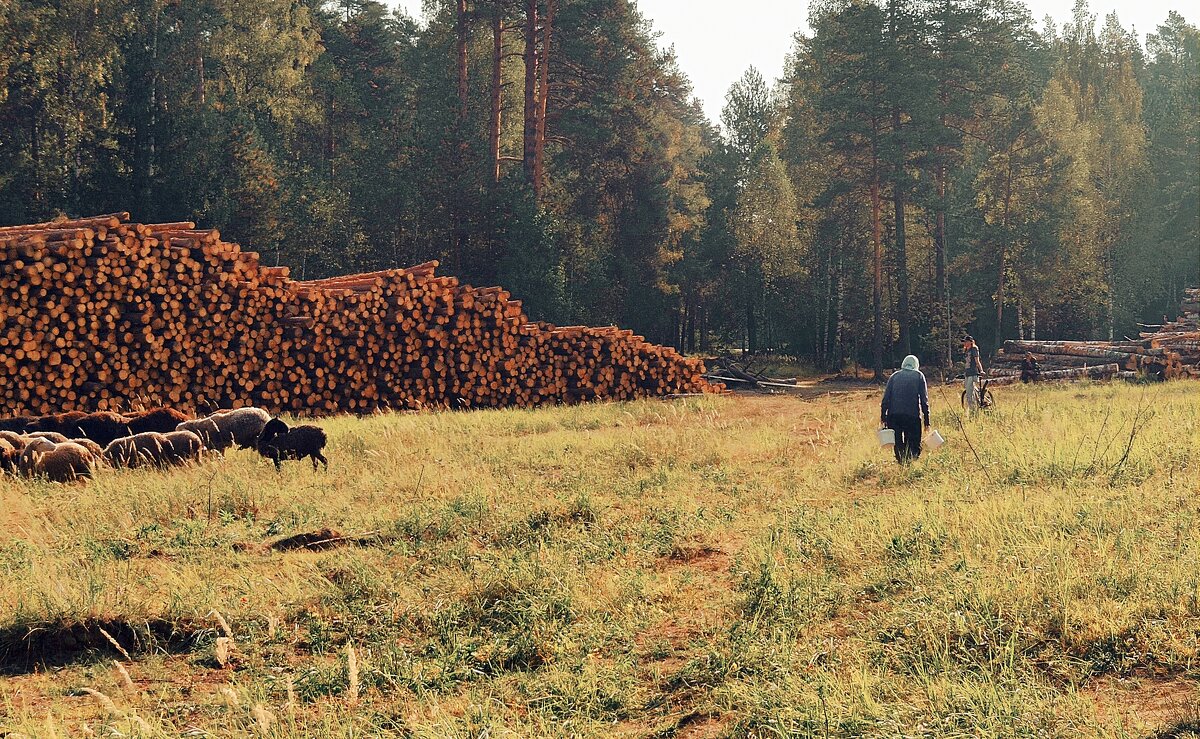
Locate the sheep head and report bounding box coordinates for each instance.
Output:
[259,418,289,445]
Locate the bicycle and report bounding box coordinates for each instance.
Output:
[960,374,996,411]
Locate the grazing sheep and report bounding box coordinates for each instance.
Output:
[0,431,27,451]
[210,407,271,449]
[69,438,105,458]
[25,431,70,444]
[178,407,270,452]
[256,418,328,472]
[4,432,99,467]
[17,437,59,475]
[29,411,87,435]
[66,412,132,447]
[14,438,97,482]
[125,408,190,435]
[28,441,97,483]
[104,432,168,469]
[176,416,226,451]
[160,430,205,466]
[0,438,18,474]
[0,416,36,433]
[104,430,204,469]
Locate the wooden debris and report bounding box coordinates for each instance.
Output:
[704,356,799,390]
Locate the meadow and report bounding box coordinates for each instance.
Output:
[1,380,1198,737]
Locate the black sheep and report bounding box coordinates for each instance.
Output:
[256,418,328,472]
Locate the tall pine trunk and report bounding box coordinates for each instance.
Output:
[892,144,910,354]
[835,249,845,367]
[887,0,910,357]
[533,0,554,195]
[522,0,539,191]
[456,0,469,124]
[30,110,41,208]
[747,292,758,354]
[935,161,949,365]
[933,0,955,368]
[685,297,696,353]
[871,175,883,379]
[490,6,504,182]
[994,147,1014,353]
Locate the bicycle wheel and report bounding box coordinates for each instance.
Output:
[981,389,995,409]
[960,390,967,408]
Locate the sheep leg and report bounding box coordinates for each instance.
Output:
[268,448,282,472]
[315,452,328,471]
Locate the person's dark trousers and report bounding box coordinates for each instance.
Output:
[888,414,922,463]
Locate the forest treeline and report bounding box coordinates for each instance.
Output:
[1,0,1196,372]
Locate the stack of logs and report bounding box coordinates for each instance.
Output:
[0,213,715,417]
[991,288,1200,383]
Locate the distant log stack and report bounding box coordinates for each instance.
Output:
[992,288,1200,382]
[0,213,716,416]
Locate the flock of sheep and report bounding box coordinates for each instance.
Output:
[0,407,328,483]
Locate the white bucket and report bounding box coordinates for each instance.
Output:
[927,430,945,450]
[877,428,896,447]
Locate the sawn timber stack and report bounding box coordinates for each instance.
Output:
[992,288,1200,381]
[0,213,715,416]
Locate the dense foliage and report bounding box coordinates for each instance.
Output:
[0,0,1195,370]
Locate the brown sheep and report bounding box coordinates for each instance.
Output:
[29,411,87,435]
[125,408,190,435]
[66,412,132,447]
[0,438,18,474]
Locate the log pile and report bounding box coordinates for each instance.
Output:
[992,288,1200,382]
[0,213,715,417]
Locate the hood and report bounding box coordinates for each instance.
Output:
[901,355,920,371]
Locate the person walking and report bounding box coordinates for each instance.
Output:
[881,355,930,464]
[962,335,984,415]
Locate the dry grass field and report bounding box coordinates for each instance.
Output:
[1,381,1198,737]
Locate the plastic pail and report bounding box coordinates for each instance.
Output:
[877,428,896,447]
[927,429,945,450]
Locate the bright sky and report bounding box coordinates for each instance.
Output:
[388,1,1192,124]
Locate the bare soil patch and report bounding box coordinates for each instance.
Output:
[1087,675,1200,735]
[666,544,726,569]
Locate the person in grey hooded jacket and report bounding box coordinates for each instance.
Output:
[881,354,930,463]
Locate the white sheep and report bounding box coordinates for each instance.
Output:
[25,431,69,444]
[104,430,205,469]
[161,430,205,466]
[177,407,270,452]
[69,438,105,458]
[0,430,27,452]
[175,416,225,451]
